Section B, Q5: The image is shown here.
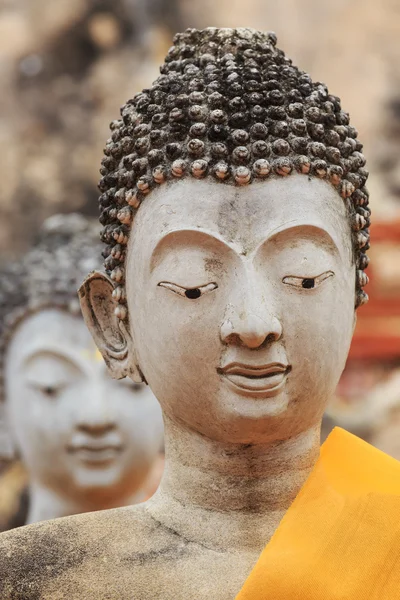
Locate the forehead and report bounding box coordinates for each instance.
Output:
[6,309,95,363]
[129,174,351,264]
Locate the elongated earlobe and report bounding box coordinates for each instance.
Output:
[78,271,144,382]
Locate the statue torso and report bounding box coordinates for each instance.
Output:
[0,505,257,600]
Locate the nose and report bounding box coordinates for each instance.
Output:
[221,312,282,349]
[220,275,282,349]
[77,421,115,437]
[75,383,116,436]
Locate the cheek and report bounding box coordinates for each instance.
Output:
[283,282,354,386]
[6,386,38,441]
[134,289,222,371]
[8,406,62,466]
[18,395,72,447]
[132,291,224,421]
[112,397,147,431]
[112,403,162,459]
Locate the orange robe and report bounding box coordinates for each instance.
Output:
[237,427,400,600]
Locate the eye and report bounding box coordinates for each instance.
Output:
[36,384,63,399]
[120,381,143,393]
[27,380,67,399]
[158,281,218,299]
[301,278,315,289]
[185,288,201,299]
[282,271,334,289]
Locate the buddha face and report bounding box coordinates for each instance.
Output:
[85,175,356,444]
[4,308,163,501]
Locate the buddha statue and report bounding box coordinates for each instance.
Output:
[1,27,400,600]
[0,214,164,530]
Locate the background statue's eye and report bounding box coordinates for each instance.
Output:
[41,385,59,398]
[185,288,201,299]
[129,382,143,392]
[28,381,67,398]
[301,278,315,289]
[120,381,143,393]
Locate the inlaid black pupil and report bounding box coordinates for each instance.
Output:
[302,278,315,289]
[185,288,201,299]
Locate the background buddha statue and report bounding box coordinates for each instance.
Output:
[0,213,164,529]
[1,27,399,600]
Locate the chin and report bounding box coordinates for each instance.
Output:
[72,465,122,490]
[225,388,290,416]
[188,389,293,444]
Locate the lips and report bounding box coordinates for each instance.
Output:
[219,362,291,395]
[67,443,123,465]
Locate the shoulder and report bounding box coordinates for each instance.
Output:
[0,504,184,599]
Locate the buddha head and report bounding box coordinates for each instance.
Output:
[80,28,370,445]
[0,214,163,520]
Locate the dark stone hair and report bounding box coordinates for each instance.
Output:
[98,27,370,321]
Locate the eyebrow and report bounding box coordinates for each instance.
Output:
[150,229,230,273]
[150,222,343,272]
[255,222,342,256]
[23,348,83,372]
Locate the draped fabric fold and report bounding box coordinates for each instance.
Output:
[236,427,400,600]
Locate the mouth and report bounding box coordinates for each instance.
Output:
[218,362,291,396]
[67,445,124,465]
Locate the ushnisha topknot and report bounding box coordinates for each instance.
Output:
[98,27,370,320]
[0,213,102,403]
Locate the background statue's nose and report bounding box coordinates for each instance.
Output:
[220,312,282,349]
[75,385,116,436]
[76,422,115,437]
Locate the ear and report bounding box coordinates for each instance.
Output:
[352,311,357,333]
[0,404,15,460]
[78,271,144,382]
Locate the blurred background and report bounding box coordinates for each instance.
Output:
[0,0,400,454]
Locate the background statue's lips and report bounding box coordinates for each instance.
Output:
[67,445,124,465]
[67,440,124,464]
[218,363,291,394]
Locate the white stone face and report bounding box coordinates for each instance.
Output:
[4,309,163,505]
[126,175,356,444]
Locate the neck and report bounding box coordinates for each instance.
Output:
[26,479,149,526]
[148,415,321,554]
